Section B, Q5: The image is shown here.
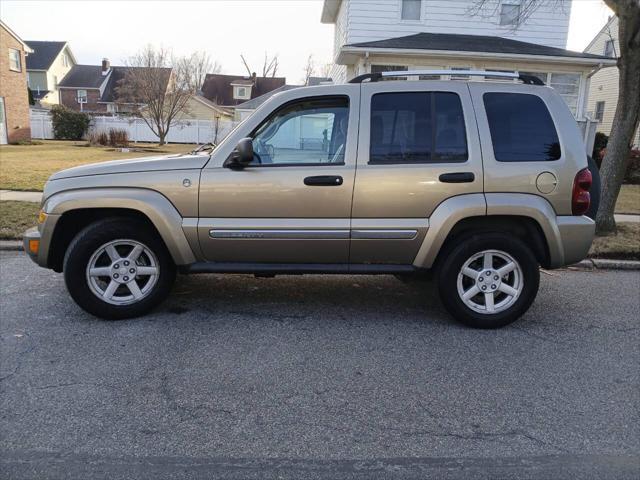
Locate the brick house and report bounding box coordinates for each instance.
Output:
[0,20,33,144]
[58,59,171,114]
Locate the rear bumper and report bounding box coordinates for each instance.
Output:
[555,215,595,267]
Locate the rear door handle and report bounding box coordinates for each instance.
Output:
[304,175,343,186]
[439,172,475,183]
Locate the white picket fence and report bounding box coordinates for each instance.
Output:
[30,110,239,144]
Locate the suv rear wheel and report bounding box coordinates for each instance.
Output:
[437,233,540,329]
[63,218,176,320]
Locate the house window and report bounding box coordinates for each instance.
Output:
[77,89,88,103]
[371,65,408,81]
[233,86,250,100]
[400,0,421,20]
[483,93,561,162]
[8,48,21,72]
[549,73,580,115]
[604,39,615,57]
[595,101,605,121]
[520,71,548,85]
[62,54,69,67]
[500,2,521,25]
[369,92,468,164]
[450,67,471,80]
[53,75,58,87]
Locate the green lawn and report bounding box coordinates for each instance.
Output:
[0,140,198,191]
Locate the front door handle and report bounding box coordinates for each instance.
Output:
[439,172,475,183]
[304,175,343,186]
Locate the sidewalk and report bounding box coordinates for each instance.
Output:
[0,190,42,202]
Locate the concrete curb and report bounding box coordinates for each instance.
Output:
[1,240,638,270]
[0,241,22,251]
[567,258,640,271]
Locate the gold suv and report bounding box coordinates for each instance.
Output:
[24,70,597,328]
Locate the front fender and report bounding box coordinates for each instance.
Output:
[43,188,197,265]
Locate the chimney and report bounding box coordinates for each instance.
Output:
[101,58,110,75]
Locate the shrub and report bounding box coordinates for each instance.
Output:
[108,129,129,147]
[50,105,91,140]
[592,132,609,167]
[86,129,129,147]
[87,131,109,146]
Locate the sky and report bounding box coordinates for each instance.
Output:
[0,0,613,82]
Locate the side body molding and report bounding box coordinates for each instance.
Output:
[43,188,197,265]
[413,194,486,268]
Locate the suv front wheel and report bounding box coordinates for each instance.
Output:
[63,218,176,320]
[437,233,540,329]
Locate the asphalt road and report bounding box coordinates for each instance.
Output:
[1,251,639,479]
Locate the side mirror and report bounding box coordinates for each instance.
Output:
[224,137,254,169]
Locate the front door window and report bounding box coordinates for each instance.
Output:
[250,96,349,166]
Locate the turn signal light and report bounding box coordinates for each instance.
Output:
[37,210,47,224]
[572,168,592,215]
[28,239,40,255]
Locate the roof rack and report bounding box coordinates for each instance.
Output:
[348,70,545,85]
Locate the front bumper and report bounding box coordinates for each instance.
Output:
[22,213,60,268]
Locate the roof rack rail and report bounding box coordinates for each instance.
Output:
[348,70,545,86]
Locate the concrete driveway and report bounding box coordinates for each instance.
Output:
[1,251,638,479]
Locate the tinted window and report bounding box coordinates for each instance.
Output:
[369,92,467,164]
[483,93,561,162]
[250,96,349,166]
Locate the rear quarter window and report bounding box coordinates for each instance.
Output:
[483,92,561,162]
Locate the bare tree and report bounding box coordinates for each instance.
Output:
[302,54,316,85]
[595,0,640,233]
[320,62,332,79]
[178,50,221,93]
[240,52,280,78]
[470,0,640,234]
[117,45,197,145]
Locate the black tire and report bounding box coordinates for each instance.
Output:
[586,155,601,220]
[63,218,176,320]
[437,233,540,329]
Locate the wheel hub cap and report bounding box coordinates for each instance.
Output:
[456,250,523,315]
[85,239,159,306]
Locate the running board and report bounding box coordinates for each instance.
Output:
[180,263,417,275]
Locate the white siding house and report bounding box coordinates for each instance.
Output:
[322,0,616,123]
[584,16,640,147]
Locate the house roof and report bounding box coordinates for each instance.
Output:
[99,66,172,103]
[584,15,618,54]
[345,32,613,62]
[0,20,33,53]
[201,74,286,107]
[320,0,341,23]
[30,89,50,100]
[235,85,301,111]
[24,41,68,70]
[58,65,106,88]
[58,65,172,104]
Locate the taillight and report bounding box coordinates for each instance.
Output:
[572,168,592,215]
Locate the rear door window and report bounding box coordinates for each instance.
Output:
[483,92,561,162]
[369,92,467,164]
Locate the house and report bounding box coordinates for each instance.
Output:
[233,78,332,121]
[181,94,234,121]
[584,16,640,147]
[321,0,616,122]
[234,85,300,121]
[58,58,171,114]
[0,20,33,144]
[200,73,286,115]
[25,40,76,105]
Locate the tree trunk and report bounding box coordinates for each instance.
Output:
[596,2,640,234]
